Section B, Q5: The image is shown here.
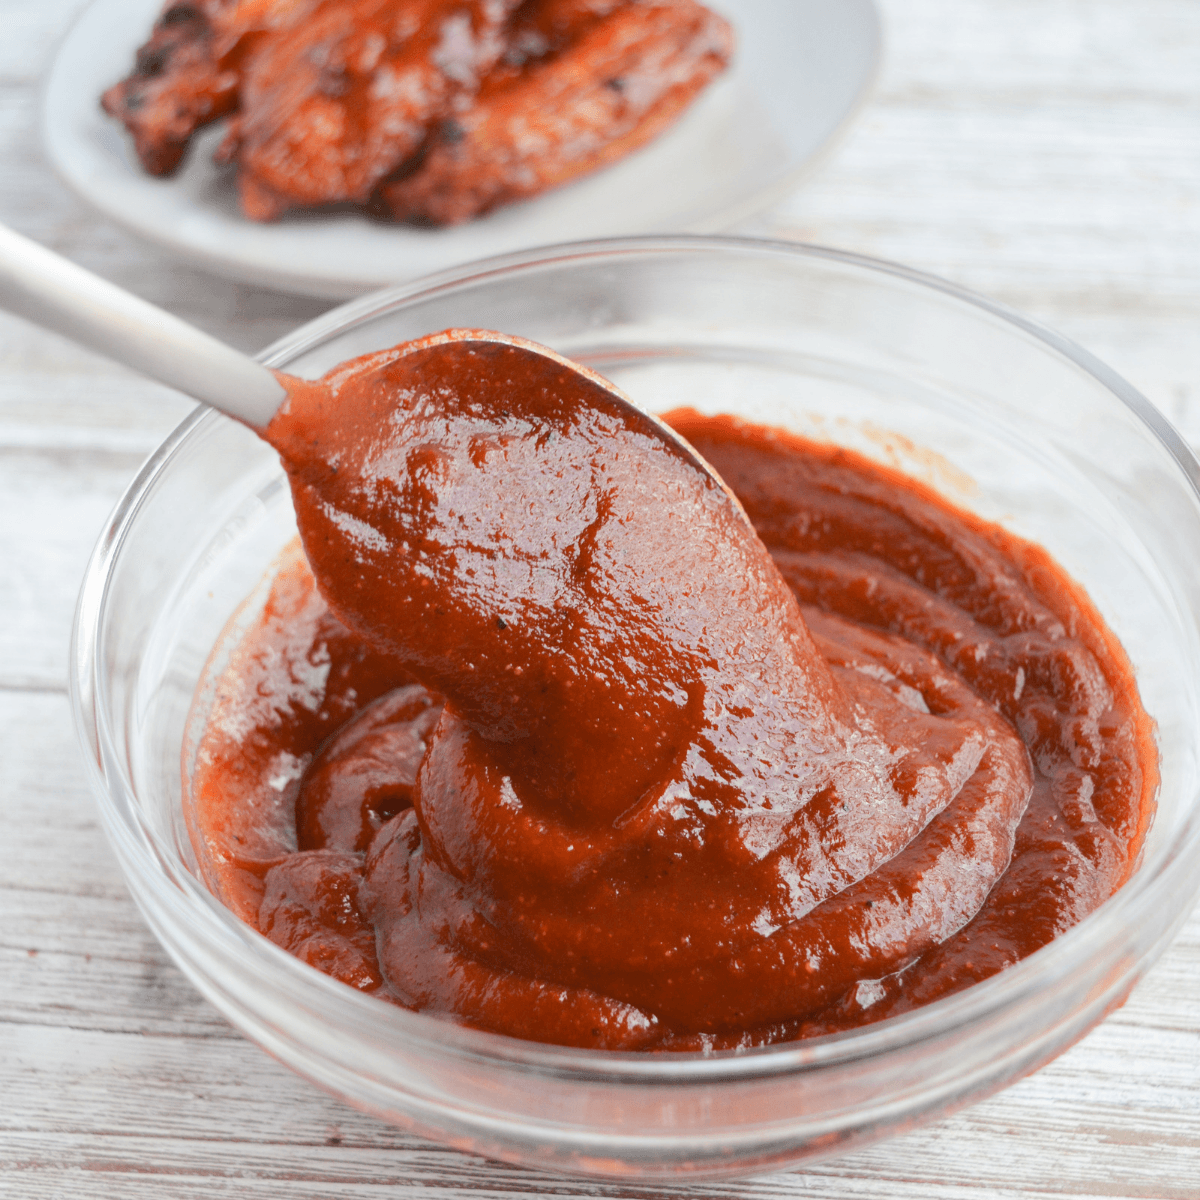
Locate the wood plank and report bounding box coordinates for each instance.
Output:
[1,688,143,899]
[2,1020,1198,1198]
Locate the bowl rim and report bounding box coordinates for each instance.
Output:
[71,233,1200,1084]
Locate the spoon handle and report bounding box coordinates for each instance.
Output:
[0,223,285,428]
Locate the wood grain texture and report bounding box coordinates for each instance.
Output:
[2,0,1199,1195]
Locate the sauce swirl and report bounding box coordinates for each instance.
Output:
[187,333,1156,1049]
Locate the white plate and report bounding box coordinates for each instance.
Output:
[42,0,880,298]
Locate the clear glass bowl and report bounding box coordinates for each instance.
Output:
[71,236,1200,1181]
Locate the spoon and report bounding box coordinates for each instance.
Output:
[0,220,748,530]
[0,222,724,466]
[0,219,741,513]
[0,220,762,825]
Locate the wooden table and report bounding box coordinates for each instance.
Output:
[3,1,1198,1195]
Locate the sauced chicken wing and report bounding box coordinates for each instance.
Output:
[219,0,522,219]
[100,0,240,176]
[378,0,733,224]
[101,0,732,224]
[100,0,333,176]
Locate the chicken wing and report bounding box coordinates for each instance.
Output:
[223,0,523,219]
[100,0,240,175]
[376,0,733,225]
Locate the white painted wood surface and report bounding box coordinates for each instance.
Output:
[2,0,1198,1194]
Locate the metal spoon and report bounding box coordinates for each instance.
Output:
[0,223,726,454]
[0,220,745,534]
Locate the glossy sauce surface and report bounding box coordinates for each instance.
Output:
[187,334,1156,1049]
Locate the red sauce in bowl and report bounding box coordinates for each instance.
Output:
[186,334,1156,1050]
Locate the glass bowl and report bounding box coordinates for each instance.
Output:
[71,236,1200,1181]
